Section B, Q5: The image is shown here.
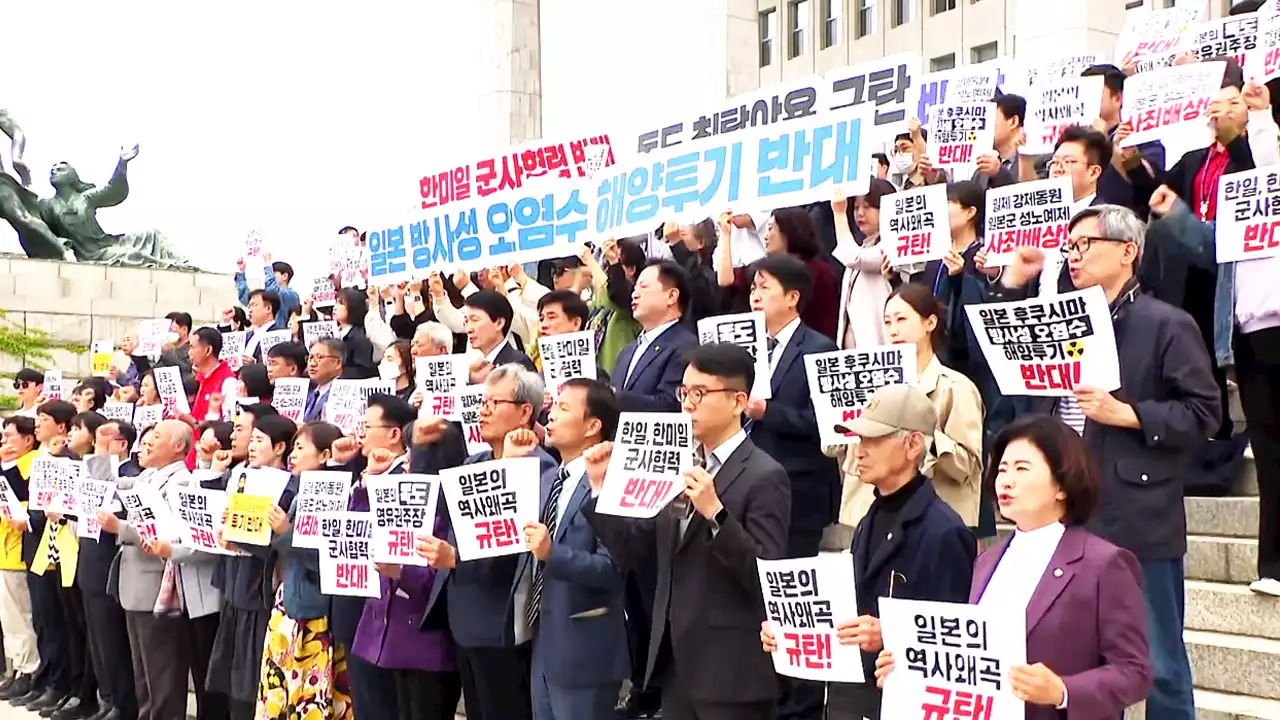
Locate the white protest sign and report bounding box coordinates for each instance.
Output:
[927,102,995,169]
[966,285,1121,397]
[1216,166,1280,263]
[1022,76,1105,156]
[292,471,351,550]
[758,554,862,683]
[882,184,951,266]
[28,457,59,511]
[697,312,771,399]
[272,378,310,424]
[1189,14,1260,71]
[302,321,338,349]
[909,64,1000,128]
[367,473,439,566]
[414,356,465,421]
[1116,4,1203,73]
[981,176,1073,267]
[138,319,169,358]
[101,401,134,424]
[75,478,115,540]
[439,456,540,561]
[538,331,598,395]
[171,486,237,555]
[153,366,191,416]
[318,511,380,598]
[880,597,1025,720]
[220,331,247,371]
[248,330,293,359]
[119,483,182,542]
[324,379,395,436]
[49,459,84,516]
[595,413,694,518]
[457,384,491,455]
[804,345,918,448]
[1261,15,1280,83]
[1120,61,1225,147]
[131,405,163,448]
[244,229,263,259]
[311,277,337,310]
[1022,53,1106,92]
[0,476,28,526]
[219,377,243,423]
[42,370,63,401]
[228,467,291,505]
[330,238,365,291]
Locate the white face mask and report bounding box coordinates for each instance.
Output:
[891,152,915,174]
[378,362,400,381]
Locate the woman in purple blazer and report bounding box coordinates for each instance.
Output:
[876,415,1153,719]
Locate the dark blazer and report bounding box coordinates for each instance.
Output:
[851,477,975,680]
[493,340,537,373]
[970,526,1153,720]
[747,323,841,543]
[1020,288,1220,561]
[586,438,790,704]
[612,322,697,413]
[524,464,629,688]
[339,325,378,380]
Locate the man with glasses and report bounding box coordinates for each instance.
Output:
[416,364,557,720]
[996,205,1220,720]
[12,368,44,418]
[1030,125,1115,299]
[584,343,790,720]
[304,338,345,423]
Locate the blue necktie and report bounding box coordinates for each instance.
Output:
[526,467,568,628]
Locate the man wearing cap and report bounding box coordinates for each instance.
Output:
[810,384,976,719]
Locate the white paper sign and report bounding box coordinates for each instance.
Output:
[228,467,291,505]
[131,405,163,447]
[538,331,598,395]
[28,457,60,511]
[153,366,191,416]
[1215,166,1280,263]
[244,229,263,259]
[324,379,395,436]
[882,185,951,266]
[101,402,134,424]
[804,345,918,448]
[910,65,1000,128]
[273,378,310,424]
[317,511,380,598]
[0,477,29,526]
[302,321,338,349]
[1022,53,1106,91]
[49,459,84,516]
[367,473,439,566]
[697,312,772,399]
[1189,14,1260,71]
[414,355,465,421]
[75,478,116,540]
[1022,76,1105,156]
[595,413,694,518]
[220,331,247,372]
[1120,61,1225,148]
[1260,15,1280,84]
[927,102,995,169]
[138,319,170,358]
[880,597,1025,720]
[171,486,237,555]
[439,457,540,561]
[119,483,182,542]
[42,370,63,401]
[292,471,352,549]
[981,177,1073,267]
[457,384,491,455]
[249,329,293,359]
[758,554,863,683]
[1116,4,1203,73]
[966,285,1121,397]
[311,277,338,310]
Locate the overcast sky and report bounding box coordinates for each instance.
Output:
[1,0,722,287]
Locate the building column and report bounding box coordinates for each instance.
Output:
[1011,0,1128,62]
[477,0,543,146]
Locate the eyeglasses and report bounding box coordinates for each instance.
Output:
[677,386,741,405]
[308,354,340,364]
[362,423,398,431]
[480,398,526,412]
[1047,156,1087,171]
[1060,236,1131,257]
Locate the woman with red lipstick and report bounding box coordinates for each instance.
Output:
[873,416,1153,719]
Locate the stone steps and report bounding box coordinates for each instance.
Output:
[1192,689,1280,720]
[1185,580,1280,641]
[1185,630,1280,701]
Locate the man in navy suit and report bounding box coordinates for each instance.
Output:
[613,260,698,413]
[302,337,345,423]
[515,378,628,719]
[465,290,537,374]
[741,254,840,720]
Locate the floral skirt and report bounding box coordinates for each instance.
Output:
[255,597,352,720]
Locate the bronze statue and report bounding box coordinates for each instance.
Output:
[0,109,190,269]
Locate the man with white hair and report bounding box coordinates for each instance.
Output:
[410,321,453,359]
[996,204,1221,720]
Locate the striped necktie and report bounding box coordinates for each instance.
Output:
[525,466,569,628]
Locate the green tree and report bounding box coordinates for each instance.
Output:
[0,309,89,370]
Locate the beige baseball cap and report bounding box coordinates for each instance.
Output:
[844,384,937,439]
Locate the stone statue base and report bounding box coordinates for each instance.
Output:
[0,255,236,378]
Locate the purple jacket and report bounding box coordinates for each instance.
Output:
[970,526,1153,720]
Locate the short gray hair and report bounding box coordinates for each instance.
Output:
[485,363,545,418]
[414,321,453,351]
[1068,204,1146,264]
[310,337,345,365]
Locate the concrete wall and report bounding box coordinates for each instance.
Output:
[0,257,237,377]
[477,0,543,145]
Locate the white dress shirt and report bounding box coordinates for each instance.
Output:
[624,319,679,384]
[768,316,802,379]
[556,456,586,528]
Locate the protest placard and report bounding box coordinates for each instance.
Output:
[758,554,862,683]
[171,486,237,555]
[247,329,292,360]
[367,473,439,566]
[272,378,309,423]
[90,340,114,377]
[101,402,134,424]
[1116,4,1203,73]
[595,413,694,518]
[881,185,950,266]
[131,405,163,448]
[823,53,921,137]
[414,356,465,421]
[966,285,1121,396]
[224,493,274,546]
[1261,15,1280,83]
[804,345,918,448]
[1022,76,1105,156]
[42,370,63,401]
[538,331,598,396]
[311,276,338,310]
[244,229,263,259]
[926,103,994,169]
[49,459,83,516]
[981,177,1073,267]
[318,511,380,598]
[697,312,772,399]
[138,318,169,358]
[119,483,181,542]
[1190,14,1260,70]
[228,467,291,504]
[27,457,59,511]
[75,478,115,540]
[324,379,395,436]
[292,470,351,549]
[0,476,28,526]
[1120,61,1225,147]
[220,331,247,371]
[457,384,491,455]
[880,597,1025,720]
[1215,166,1280,263]
[1021,53,1105,92]
[439,457,540,561]
[153,366,191,416]
[302,320,338,349]
[910,63,1003,128]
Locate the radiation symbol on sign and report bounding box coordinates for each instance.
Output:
[1064,340,1085,359]
[967,131,977,141]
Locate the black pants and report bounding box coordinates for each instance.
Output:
[825,681,880,720]
[189,612,228,720]
[57,583,96,705]
[27,569,69,693]
[228,699,254,720]
[777,530,826,720]
[661,669,774,720]
[393,668,462,720]
[347,650,397,720]
[1237,326,1280,579]
[83,592,136,717]
[457,644,533,720]
[623,570,660,703]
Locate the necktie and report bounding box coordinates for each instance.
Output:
[305,388,320,419]
[672,446,707,519]
[526,467,569,628]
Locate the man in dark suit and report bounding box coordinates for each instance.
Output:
[417,364,558,720]
[612,260,698,413]
[741,254,839,719]
[587,343,790,720]
[465,290,537,375]
[303,337,345,423]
